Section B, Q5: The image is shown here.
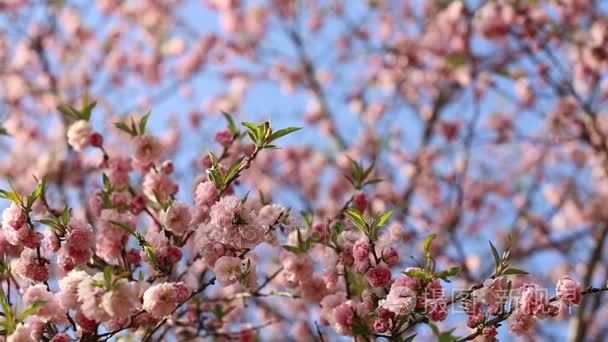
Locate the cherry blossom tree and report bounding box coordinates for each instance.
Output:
[0,0,607,341]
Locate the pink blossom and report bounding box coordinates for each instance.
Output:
[320,292,347,325]
[89,132,103,148]
[373,318,389,332]
[281,252,314,285]
[95,209,134,260]
[353,192,367,212]
[59,219,94,271]
[161,201,192,235]
[508,309,535,336]
[174,282,191,302]
[556,275,581,306]
[132,134,162,165]
[474,277,507,308]
[214,129,232,145]
[392,272,420,291]
[381,247,399,266]
[1,204,41,249]
[58,270,89,309]
[194,181,218,209]
[425,279,443,299]
[75,311,97,332]
[519,283,549,317]
[142,283,180,318]
[43,229,60,252]
[379,285,417,316]
[2,203,26,230]
[197,195,264,250]
[353,258,370,274]
[483,326,497,338]
[0,229,22,257]
[332,302,354,335]
[7,323,34,342]
[23,284,67,324]
[299,276,327,301]
[310,222,328,242]
[214,255,245,287]
[107,157,133,189]
[366,266,391,287]
[77,273,110,322]
[143,171,178,203]
[13,249,49,282]
[67,120,92,151]
[352,239,369,262]
[102,281,139,318]
[426,297,448,321]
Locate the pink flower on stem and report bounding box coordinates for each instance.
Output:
[508,309,535,336]
[556,275,581,306]
[352,239,369,262]
[161,201,192,235]
[133,134,162,165]
[381,247,399,266]
[353,192,367,212]
[23,284,67,324]
[13,249,49,282]
[67,120,92,151]
[213,255,245,287]
[519,283,549,317]
[142,283,182,319]
[214,129,232,146]
[380,284,417,316]
[426,297,448,321]
[366,266,392,287]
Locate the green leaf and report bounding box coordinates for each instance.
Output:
[489,241,501,269]
[108,220,135,236]
[57,104,82,120]
[142,243,159,269]
[222,111,238,136]
[348,157,362,181]
[501,268,529,276]
[435,267,461,281]
[79,94,97,121]
[423,234,436,254]
[102,173,112,192]
[445,53,467,69]
[300,211,313,228]
[26,179,45,210]
[330,221,344,246]
[139,111,151,135]
[268,127,302,142]
[404,269,430,281]
[114,122,136,137]
[61,205,70,225]
[363,178,383,186]
[224,158,243,183]
[282,245,302,254]
[402,334,417,342]
[37,219,63,233]
[16,300,46,323]
[376,210,393,228]
[208,150,220,167]
[103,266,113,289]
[242,122,261,143]
[346,268,367,297]
[344,208,367,234]
[261,122,271,141]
